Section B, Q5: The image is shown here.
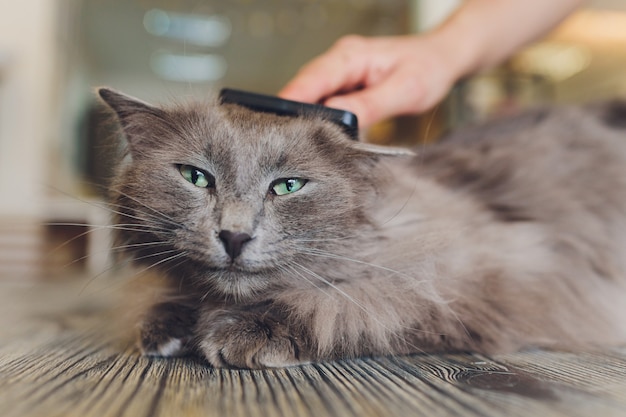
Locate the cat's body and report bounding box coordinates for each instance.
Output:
[100,88,626,369]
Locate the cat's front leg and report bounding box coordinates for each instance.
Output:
[197,302,311,369]
[139,300,198,357]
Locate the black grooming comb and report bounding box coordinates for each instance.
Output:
[219,88,359,140]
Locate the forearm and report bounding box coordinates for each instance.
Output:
[427,0,586,79]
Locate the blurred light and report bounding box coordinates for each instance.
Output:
[512,42,591,82]
[150,52,227,82]
[144,9,231,47]
[415,0,461,31]
[550,10,626,44]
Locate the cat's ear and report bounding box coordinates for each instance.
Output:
[97,87,169,153]
[350,141,416,157]
[97,87,164,127]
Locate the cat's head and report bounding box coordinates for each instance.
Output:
[99,88,411,299]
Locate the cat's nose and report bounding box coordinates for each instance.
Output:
[218,230,252,260]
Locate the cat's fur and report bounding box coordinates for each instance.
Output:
[99,88,626,369]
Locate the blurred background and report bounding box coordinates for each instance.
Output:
[0,0,625,281]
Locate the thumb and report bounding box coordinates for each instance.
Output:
[324,73,428,128]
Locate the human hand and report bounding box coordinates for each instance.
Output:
[279,34,464,128]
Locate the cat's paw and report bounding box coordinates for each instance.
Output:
[198,309,305,369]
[138,302,197,357]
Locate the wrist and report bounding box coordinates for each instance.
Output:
[421,12,485,84]
[423,0,586,78]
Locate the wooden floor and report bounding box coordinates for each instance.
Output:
[1,280,626,417]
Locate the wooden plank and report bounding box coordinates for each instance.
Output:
[0,282,625,417]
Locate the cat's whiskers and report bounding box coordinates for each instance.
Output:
[46,221,169,233]
[59,240,169,271]
[129,250,189,279]
[287,261,431,354]
[289,261,436,334]
[111,241,174,250]
[294,246,430,286]
[90,250,187,292]
[43,184,180,230]
[109,187,182,227]
[290,235,358,244]
[199,288,213,303]
[289,262,369,311]
[79,249,188,296]
[280,264,334,299]
[292,245,470,340]
[101,200,178,226]
[44,221,173,262]
[110,206,180,230]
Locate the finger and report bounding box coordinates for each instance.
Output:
[278,59,333,103]
[278,36,370,104]
[324,72,429,128]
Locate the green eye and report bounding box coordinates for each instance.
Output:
[179,165,214,188]
[271,178,307,196]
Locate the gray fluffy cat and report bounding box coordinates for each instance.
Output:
[99,88,626,369]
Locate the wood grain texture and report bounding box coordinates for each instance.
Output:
[0,281,625,417]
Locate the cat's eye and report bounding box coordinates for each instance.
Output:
[179,165,214,188]
[271,178,307,196]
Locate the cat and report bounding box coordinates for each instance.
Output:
[99,87,626,369]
